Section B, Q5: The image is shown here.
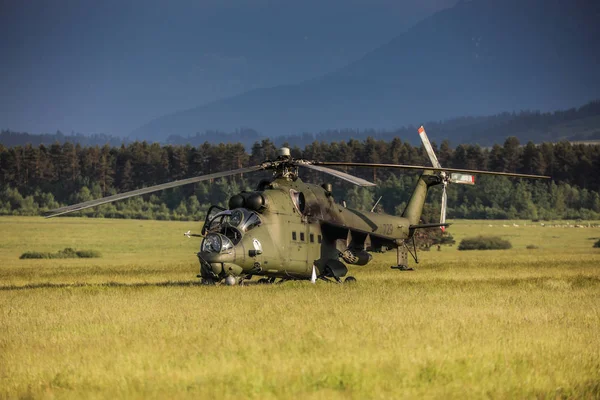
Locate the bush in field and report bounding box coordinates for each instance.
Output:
[458,236,512,251]
[19,251,50,259]
[594,239,600,248]
[20,248,101,259]
[74,249,102,258]
[414,229,456,250]
[57,248,78,258]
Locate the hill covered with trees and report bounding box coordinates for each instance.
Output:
[166,100,600,148]
[1,136,599,222]
[3,100,600,151]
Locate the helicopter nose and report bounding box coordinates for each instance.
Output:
[219,262,244,276]
[198,244,246,277]
[200,250,235,264]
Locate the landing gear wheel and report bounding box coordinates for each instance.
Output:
[224,276,237,286]
[344,276,357,284]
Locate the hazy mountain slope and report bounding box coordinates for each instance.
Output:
[131,0,600,142]
[4,100,599,148]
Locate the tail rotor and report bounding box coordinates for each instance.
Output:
[417,126,474,231]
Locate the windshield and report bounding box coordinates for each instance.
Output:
[205,209,262,243]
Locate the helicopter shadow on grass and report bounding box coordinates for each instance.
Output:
[0,280,207,292]
[0,279,281,291]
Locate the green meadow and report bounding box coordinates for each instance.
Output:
[1,216,599,399]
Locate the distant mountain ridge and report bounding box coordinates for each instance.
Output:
[130,0,600,142]
[4,100,600,149]
[163,100,600,148]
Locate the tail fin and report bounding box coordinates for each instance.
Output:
[401,170,439,226]
[401,126,444,225]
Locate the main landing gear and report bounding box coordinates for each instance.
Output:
[257,277,277,284]
[391,240,416,271]
[391,265,414,271]
[318,275,357,284]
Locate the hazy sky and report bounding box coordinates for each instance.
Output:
[0,0,455,136]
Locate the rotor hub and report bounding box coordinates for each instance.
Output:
[261,158,300,181]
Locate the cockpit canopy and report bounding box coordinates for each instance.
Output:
[204,208,262,246]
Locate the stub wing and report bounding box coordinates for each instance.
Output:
[320,219,398,251]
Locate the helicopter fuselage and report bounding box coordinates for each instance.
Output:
[198,177,412,282]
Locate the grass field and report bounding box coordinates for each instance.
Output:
[1,216,599,399]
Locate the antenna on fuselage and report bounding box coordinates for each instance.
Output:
[370,196,382,213]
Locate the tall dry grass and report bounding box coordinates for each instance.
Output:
[1,217,599,398]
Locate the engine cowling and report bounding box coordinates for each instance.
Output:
[341,249,372,266]
[228,192,268,212]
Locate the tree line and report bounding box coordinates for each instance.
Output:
[1,136,600,221]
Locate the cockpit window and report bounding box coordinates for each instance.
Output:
[230,209,244,227]
[244,212,261,232]
[207,213,228,232]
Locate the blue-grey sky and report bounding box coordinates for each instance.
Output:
[0,0,455,136]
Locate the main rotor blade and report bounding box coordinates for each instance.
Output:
[299,163,376,187]
[314,162,550,179]
[46,165,265,218]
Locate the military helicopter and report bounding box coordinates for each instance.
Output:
[47,127,550,285]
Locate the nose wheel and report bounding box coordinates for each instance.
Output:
[224,276,237,286]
